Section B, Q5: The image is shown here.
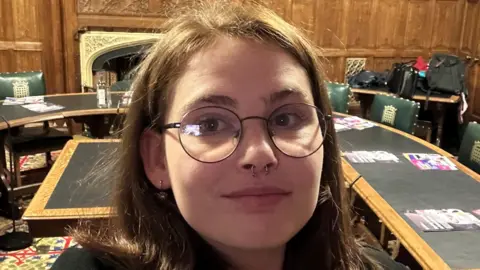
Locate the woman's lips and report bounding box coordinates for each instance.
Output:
[222,186,292,212]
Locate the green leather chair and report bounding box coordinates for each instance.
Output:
[458,122,480,174]
[369,94,420,134]
[326,82,351,113]
[0,71,72,193]
[110,80,132,92]
[0,71,46,99]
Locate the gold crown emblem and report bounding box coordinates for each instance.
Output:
[11,79,30,97]
[12,79,28,88]
[381,105,397,125]
[471,141,480,164]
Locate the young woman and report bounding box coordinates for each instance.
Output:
[52,2,408,269]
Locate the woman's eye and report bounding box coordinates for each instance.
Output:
[199,118,223,132]
[273,113,302,128]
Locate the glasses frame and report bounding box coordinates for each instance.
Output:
[157,103,331,163]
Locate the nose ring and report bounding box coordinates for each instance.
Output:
[251,165,270,177]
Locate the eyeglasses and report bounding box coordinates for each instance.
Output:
[158,103,330,163]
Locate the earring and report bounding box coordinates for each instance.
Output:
[155,180,168,200]
[251,165,257,177]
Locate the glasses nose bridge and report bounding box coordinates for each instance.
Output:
[239,115,273,136]
[240,115,268,124]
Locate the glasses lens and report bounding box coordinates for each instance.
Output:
[179,107,241,162]
[268,104,326,157]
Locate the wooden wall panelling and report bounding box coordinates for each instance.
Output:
[290,0,317,40]
[77,0,165,15]
[458,0,480,122]
[253,0,292,18]
[321,57,344,82]
[315,0,347,50]
[459,0,479,53]
[40,0,66,94]
[0,0,14,73]
[403,0,433,55]
[11,0,42,72]
[62,0,79,93]
[430,0,464,53]
[375,0,407,52]
[467,0,480,122]
[346,0,375,50]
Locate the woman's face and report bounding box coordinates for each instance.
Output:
[142,37,324,252]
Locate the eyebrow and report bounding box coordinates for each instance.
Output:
[268,88,309,104]
[181,88,309,114]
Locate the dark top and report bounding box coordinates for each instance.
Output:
[51,245,408,269]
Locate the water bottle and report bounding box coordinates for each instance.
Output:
[96,76,111,108]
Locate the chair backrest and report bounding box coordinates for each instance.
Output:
[458,122,480,174]
[110,80,132,92]
[370,94,420,134]
[0,71,46,99]
[326,82,350,113]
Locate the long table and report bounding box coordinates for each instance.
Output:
[0,92,126,130]
[23,114,480,270]
[0,92,127,191]
[337,113,479,270]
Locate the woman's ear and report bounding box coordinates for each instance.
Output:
[140,129,171,190]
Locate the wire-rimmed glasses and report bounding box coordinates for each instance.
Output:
[158,103,330,163]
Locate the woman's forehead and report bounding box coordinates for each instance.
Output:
[168,37,313,116]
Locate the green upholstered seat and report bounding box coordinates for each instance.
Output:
[458,122,480,174]
[370,94,420,134]
[326,82,351,113]
[110,80,132,92]
[0,71,46,99]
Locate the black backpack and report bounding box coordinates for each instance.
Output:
[386,61,418,99]
[348,70,388,89]
[427,53,467,96]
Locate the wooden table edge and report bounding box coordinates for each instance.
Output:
[342,159,451,270]
[351,88,460,103]
[23,139,120,220]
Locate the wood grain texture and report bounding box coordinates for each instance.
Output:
[1,0,479,117]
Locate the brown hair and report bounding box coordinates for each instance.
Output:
[73,1,373,269]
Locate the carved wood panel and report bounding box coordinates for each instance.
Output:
[460,1,479,53]
[375,0,406,49]
[404,0,432,50]
[431,0,463,51]
[291,0,317,39]
[346,0,374,49]
[1,0,479,98]
[314,0,345,49]
[254,0,291,18]
[78,0,160,15]
[467,2,480,123]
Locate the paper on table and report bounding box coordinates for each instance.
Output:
[21,102,64,113]
[403,153,457,171]
[334,116,376,132]
[3,96,45,105]
[343,151,399,163]
[405,209,480,232]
